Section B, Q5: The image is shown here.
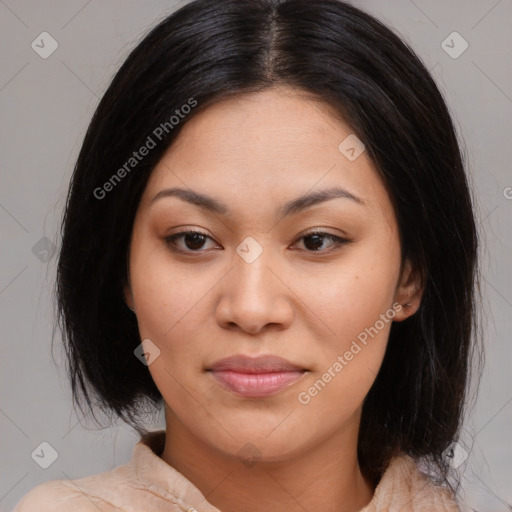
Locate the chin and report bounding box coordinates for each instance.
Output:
[202,423,312,462]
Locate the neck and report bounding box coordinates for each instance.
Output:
[160,408,374,512]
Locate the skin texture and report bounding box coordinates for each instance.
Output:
[124,85,423,512]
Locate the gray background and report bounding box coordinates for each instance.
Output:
[1,1,511,510]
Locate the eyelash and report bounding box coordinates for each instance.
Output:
[164,229,350,255]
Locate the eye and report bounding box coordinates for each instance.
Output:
[164,229,350,255]
[164,230,219,253]
[293,230,350,252]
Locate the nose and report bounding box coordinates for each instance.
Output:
[215,247,293,335]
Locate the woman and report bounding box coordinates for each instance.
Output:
[14,0,479,510]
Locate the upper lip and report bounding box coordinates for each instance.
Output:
[208,355,305,374]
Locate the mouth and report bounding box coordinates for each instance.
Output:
[207,354,308,398]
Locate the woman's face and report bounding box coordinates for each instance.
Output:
[125,86,418,461]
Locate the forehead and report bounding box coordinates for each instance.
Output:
[140,87,394,223]
[169,86,350,157]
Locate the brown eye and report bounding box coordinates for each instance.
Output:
[165,231,217,253]
[183,232,207,250]
[303,233,325,251]
[296,231,350,252]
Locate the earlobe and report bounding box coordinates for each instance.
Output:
[393,259,424,322]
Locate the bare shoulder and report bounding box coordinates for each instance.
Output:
[13,479,118,512]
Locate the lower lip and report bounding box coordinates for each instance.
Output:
[209,370,305,397]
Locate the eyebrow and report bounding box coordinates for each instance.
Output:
[150,185,365,217]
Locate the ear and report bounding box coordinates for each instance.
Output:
[393,258,424,322]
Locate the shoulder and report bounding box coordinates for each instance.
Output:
[12,462,135,512]
[12,479,118,512]
[367,454,460,511]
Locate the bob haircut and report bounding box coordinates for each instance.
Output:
[55,0,480,486]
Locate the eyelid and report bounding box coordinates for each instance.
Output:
[296,227,349,239]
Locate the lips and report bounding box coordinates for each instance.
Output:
[209,354,304,373]
[207,355,307,398]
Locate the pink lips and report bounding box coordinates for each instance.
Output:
[208,355,306,398]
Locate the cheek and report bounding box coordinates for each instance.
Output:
[298,251,399,341]
[129,249,220,385]
[130,245,204,337]
[296,298,393,425]
[293,241,399,410]
[297,342,387,431]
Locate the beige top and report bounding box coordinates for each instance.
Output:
[13,430,460,511]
